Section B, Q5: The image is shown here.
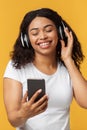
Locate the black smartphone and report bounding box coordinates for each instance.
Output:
[27,79,45,102]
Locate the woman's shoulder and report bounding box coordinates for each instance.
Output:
[58,62,70,76]
[6,60,32,70]
[4,60,33,82]
[59,62,67,71]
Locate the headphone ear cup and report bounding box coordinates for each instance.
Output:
[24,34,29,47]
[21,33,29,48]
[59,26,63,39]
[21,33,25,47]
[59,21,68,46]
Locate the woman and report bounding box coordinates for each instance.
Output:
[3,8,87,130]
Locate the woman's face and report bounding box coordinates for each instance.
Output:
[28,17,58,56]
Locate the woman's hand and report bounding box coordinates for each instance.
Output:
[60,27,73,63]
[19,89,48,120]
[3,78,48,127]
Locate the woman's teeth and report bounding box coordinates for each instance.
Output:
[39,42,50,47]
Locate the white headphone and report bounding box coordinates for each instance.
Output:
[21,33,29,47]
[59,21,66,40]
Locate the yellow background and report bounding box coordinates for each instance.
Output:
[0,0,87,130]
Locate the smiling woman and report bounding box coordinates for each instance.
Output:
[7,8,83,69]
[3,8,87,130]
[28,17,58,54]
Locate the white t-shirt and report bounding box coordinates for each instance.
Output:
[4,60,73,130]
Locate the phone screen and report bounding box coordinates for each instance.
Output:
[27,79,45,102]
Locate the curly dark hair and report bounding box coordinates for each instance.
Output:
[10,8,84,69]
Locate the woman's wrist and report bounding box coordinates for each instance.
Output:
[10,109,28,127]
[18,109,28,124]
[63,57,74,68]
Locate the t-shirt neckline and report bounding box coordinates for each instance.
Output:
[31,62,60,78]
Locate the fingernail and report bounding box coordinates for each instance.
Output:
[38,89,42,93]
[70,31,72,34]
[65,27,68,30]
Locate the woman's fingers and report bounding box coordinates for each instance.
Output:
[60,27,74,62]
[21,90,48,118]
[37,99,48,112]
[21,91,28,103]
[32,95,48,115]
[60,40,65,49]
[29,92,48,114]
[64,28,73,47]
[29,89,42,104]
[34,94,48,107]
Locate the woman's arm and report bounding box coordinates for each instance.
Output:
[3,78,48,127]
[64,58,87,108]
[60,27,87,108]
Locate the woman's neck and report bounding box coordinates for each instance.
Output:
[33,53,58,75]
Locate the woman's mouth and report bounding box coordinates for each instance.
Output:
[38,41,52,48]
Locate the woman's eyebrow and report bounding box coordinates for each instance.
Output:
[44,24,53,28]
[30,28,38,32]
[30,24,54,32]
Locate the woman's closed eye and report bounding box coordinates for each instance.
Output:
[45,26,53,33]
[45,29,52,32]
[45,26,56,33]
[32,33,38,36]
[31,30,39,36]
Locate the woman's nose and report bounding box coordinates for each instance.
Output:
[39,31,47,40]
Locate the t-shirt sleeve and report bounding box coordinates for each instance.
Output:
[3,60,22,83]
